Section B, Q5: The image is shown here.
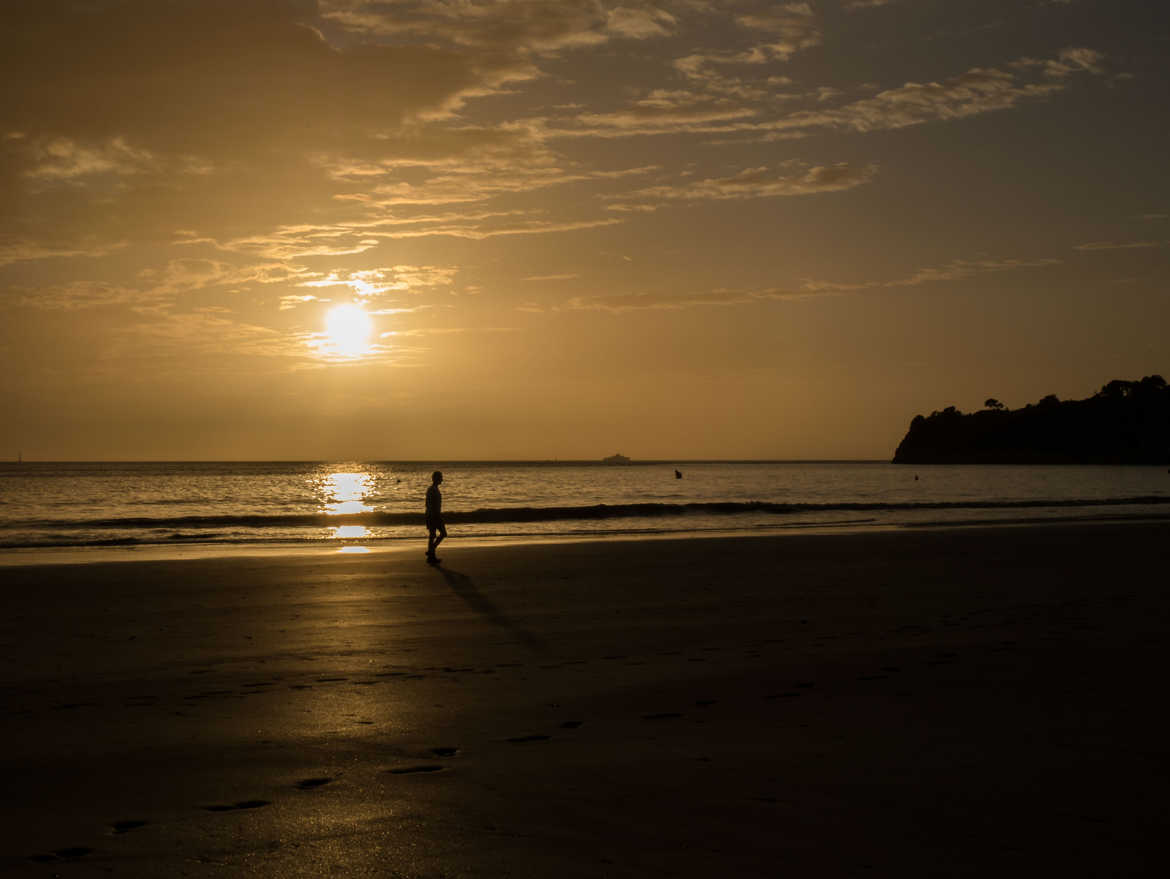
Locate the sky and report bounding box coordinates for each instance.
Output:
[2,0,1168,461]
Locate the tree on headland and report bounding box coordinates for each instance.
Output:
[893,376,1170,464]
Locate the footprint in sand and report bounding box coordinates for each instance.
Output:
[204,800,270,812]
[642,712,683,720]
[29,846,94,863]
[430,746,460,757]
[295,777,334,790]
[506,734,551,743]
[559,720,584,729]
[111,820,149,834]
[388,765,445,774]
[185,690,234,701]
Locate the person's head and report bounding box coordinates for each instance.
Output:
[432,470,443,485]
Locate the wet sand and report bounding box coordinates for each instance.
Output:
[1,522,1167,876]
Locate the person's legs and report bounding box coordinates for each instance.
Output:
[426,521,446,561]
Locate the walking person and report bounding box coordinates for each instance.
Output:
[425,470,446,564]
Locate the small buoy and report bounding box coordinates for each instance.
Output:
[675,469,682,479]
[914,474,919,481]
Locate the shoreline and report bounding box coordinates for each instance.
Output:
[4,507,1170,567]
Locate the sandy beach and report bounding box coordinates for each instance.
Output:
[2,522,1167,877]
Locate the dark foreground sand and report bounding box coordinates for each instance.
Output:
[2,523,1168,877]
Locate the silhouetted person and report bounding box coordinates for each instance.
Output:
[675,469,682,479]
[425,470,446,564]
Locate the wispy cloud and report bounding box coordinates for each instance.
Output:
[607,161,877,210]
[801,257,1063,292]
[547,49,1108,142]
[7,255,315,311]
[561,285,812,312]
[1074,240,1164,251]
[24,137,155,181]
[297,265,459,302]
[562,253,1065,312]
[9,280,166,312]
[733,2,821,61]
[0,237,127,267]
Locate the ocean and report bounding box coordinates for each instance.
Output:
[1,460,1168,557]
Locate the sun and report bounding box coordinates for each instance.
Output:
[324,304,373,357]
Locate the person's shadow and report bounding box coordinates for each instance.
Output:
[435,566,545,651]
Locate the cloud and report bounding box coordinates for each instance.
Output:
[607,161,877,210]
[547,48,1108,143]
[733,2,821,61]
[0,237,127,267]
[280,294,321,311]
[111,312,308,364]
[368,216,625,241]
[337,154,659,206]
[607,6,678,39]
[321,1,690,49]
[24,137,155,182]
[565,253,1067,313]
[5,253,316,313]
[297,265,459,302]
[202,210,625,260]
[561,285,813,312]
[8,280,168,312]
[1073,240,1164,251]
[1012,47,1106,79]
[800,257,1062,292]
[566,102,760,137]
[662,2,819,98]
[767,65,1064,135]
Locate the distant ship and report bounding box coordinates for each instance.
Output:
[602,453,631,465]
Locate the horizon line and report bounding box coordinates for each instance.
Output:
[1,458,891,465]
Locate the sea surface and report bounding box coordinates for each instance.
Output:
[1,460,1168,555]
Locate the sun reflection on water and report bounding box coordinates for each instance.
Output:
[318,470,376,546]
[322,472,374,516]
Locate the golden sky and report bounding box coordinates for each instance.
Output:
[2,0,1167,460]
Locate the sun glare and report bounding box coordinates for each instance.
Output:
[324,304,373,358]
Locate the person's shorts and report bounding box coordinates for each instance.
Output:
[426,516,446,536]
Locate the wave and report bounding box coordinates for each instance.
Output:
[11,495,1170,531]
